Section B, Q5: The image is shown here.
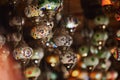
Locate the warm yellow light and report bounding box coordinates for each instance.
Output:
[90,72,96,79]
[77,54,81,61]
[51,63,56,67]
[98,46,102,50]
[98,41,102,45]
[102,0,112,6]
[82,53,87,57]
[46,55,59,66]
[71,70,80,77]
[49,56,57,63]
[90,72,102,79]
[110,47,116,54]
[102,25,106,29]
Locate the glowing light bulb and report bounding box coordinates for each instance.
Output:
[72,70,80,77]
[46,55,59,67]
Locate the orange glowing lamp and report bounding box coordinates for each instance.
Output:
[102,0,112,6]
[46,54,59,67]
[71,69,80,77]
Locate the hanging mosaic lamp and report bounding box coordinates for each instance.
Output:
[65,16,79,29]
[92,31,108,47]
[38,0,61,11]
[112,47,120,61]
[101,0,112,6]
[60,50,77,70]
[9,16,25,26]
[31,25,51,39]
[31,47,44,65]
[83,56,99,71]
[78,45,89,57]
[53,34,73,47]
[24,66,41,79]
[94,15,109,26]
[24,5,44,18]
[13,41,33,61]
